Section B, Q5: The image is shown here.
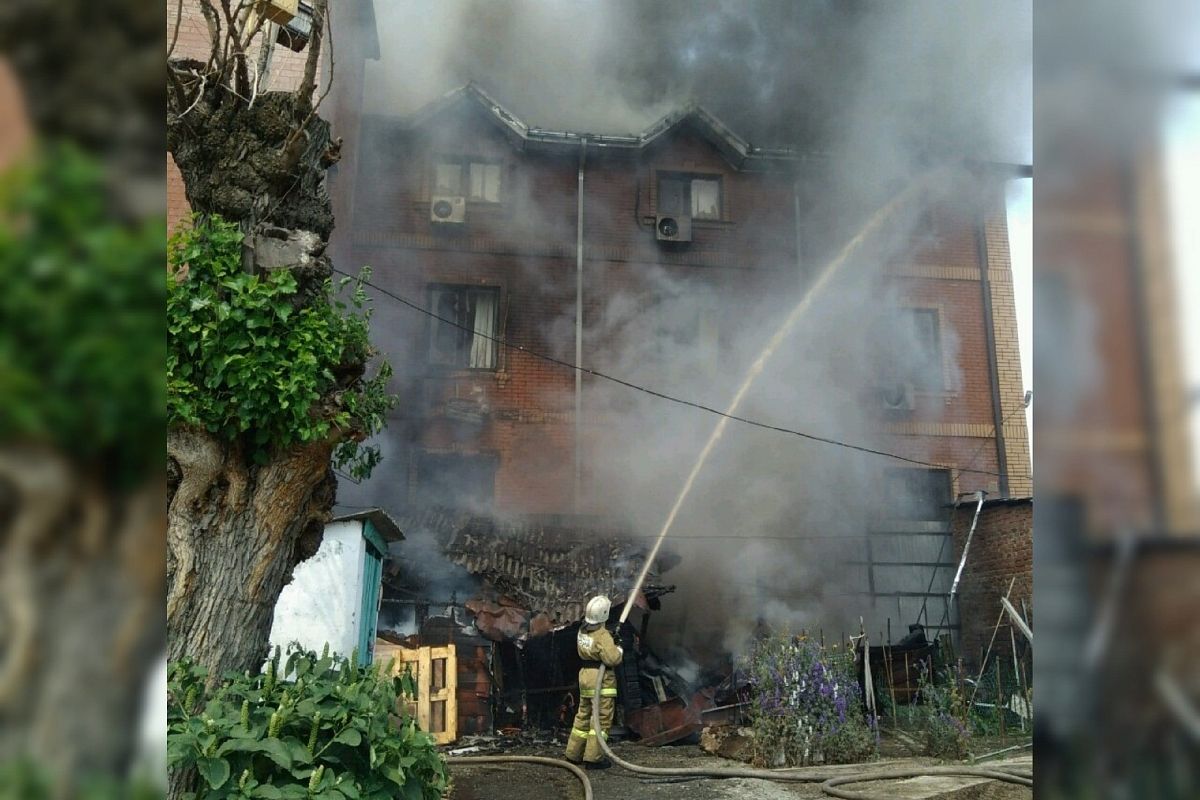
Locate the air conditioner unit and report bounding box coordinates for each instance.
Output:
[276,0,313,51]
[655,214,692,243]
[430,196,467,224]
[880,382,917,412]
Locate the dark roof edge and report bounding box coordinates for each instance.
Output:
[399,82,800,167]
[330,507,404,542]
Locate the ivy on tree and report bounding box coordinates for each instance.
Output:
[168,215,393,480]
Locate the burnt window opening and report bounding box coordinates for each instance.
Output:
[898,307,944,391]
[657,173,722,220]
[884,467,953,521]
[433,158,503,203]
[414,452,497,511]
[427,285,500,369]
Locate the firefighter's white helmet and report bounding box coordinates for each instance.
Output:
[584,595,612,626]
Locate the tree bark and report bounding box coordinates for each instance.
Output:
[166,428,335,679]
[0,448,164,788]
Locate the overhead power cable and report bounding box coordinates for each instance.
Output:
[333,268,1026,481]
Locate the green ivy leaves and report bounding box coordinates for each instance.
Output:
[167,215,394,478]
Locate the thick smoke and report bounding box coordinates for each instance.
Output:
[339,1,1032,662]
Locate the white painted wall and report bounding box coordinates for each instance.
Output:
[269,520,365,659]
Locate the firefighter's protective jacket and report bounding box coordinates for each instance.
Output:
[576,624,623,694]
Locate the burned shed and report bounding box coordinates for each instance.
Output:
[377,507,678,739]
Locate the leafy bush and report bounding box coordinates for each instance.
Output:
[0,144,164,486]
[914,660,971,760]
[746,634,877,766]
[167,645,449,800]
[0,760,163,799]
[167,215,393,479]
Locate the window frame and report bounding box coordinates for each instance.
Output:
[425,283,503,371]
[655,170,724,221]
[898,306,946,392]
[430,156,505,204]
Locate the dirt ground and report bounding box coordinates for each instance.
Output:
[445,739,1032,800]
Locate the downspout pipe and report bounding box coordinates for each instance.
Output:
[794,179,804,288]
[976,214,1010,496]
[574,139,587,512]
[950,490,987,601]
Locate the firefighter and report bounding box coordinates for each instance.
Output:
[564,595,623,768]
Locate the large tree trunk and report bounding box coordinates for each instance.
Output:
[166,58,343,684]
[0,448,164,788]
[166,428,336,678]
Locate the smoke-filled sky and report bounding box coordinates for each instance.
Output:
[341,0,1035,657]
[364,0,1031,164]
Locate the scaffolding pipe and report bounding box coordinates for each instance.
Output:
[949,491,986,600]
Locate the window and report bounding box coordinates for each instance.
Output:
[884,468,953,521]
[651,300,719,381]
[899,308,943,390]
[427,285,500,369]
[415,452,497,510]
[433,158,502,202]
[657,173,722,220]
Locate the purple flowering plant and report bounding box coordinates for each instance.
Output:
[914,658,971,760]
[746,634,876,766]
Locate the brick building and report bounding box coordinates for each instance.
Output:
[346,83,1029,507]
[165,1,1034,649]
[339,84,1032,644]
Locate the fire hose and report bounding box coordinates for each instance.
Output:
[445,755,594,800]
[585,667,1030,799]
[447,181,1031,797]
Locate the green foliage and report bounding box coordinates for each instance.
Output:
[167,215,393,477]
[0,759,163,799]
[913,660,971,760]
[0,144,165,485]
[167,645,447,800]
[746,634,876,767]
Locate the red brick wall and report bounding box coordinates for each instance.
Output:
[950,499,1032,669]
[350,102,1025,516]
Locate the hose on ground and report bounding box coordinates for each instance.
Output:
[591,665,1031,799]
[445,755,593,800]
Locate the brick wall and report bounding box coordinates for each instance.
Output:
[349,98,1028,517]
[950,498,1032,670]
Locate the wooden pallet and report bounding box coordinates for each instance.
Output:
[376,641,458,744]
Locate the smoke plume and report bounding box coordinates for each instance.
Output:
[337,0,1032,662]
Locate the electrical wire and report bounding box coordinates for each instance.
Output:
[331,267,1027,481]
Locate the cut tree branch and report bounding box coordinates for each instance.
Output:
[296,0,328,106]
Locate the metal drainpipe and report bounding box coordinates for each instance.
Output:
[574,139,587,512]
[794,180,804,288]
[950,491,986,600]
[976,214,1010,496]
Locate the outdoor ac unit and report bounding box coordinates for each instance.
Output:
[430,196,467,224]
[880,382,917,412]
[655,214,692,243]
[254,0,297,26]
[276,0,313,51]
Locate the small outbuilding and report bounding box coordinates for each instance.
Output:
[268,507,403,665]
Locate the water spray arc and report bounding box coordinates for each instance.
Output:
[618,179,923,630]
[589,175,1032,796]
[450,177,1031,797]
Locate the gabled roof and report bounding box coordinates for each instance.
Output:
[401,82,798,171]
[330,507,404,542]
